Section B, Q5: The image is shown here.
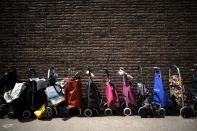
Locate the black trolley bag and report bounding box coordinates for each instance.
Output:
[83,67,102,117]
[136,66,153,118]
[0,67,17,96]
[10,68,48,119]
[0,67,17,118]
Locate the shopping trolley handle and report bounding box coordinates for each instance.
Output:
[85,66,95,78]
[138,65,143,72]
[153,67,161,74]
[153,67,160,69]
[169,65,181,77]
[170,65,179,69]
[104,69,110,80]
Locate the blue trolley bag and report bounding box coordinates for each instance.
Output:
[153,69,169,108]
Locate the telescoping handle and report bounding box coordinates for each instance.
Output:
[153,67,161,74]
[47,68,51,79]
[105,69,110,79]
[192,64,197,78]
[118,67,133,79]
[86,67,95,78]
[28,68,36,78]
[138,65,143,82]
[47,67,57,79]
[87,66,91,77]
[169,65,181,80]
[138,66,143,74]
[153,66,160,70]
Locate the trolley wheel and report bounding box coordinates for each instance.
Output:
[84,108,93,117]
[8,111,14,119]
[123,108,132,116]
[138,106,148,118]
[22,110,32,119]
[104,108,113,116]
[44,107,53,119]
[158,108,166,118]
[180,106,194,118]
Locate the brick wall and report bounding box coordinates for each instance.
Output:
[0,0,197,96]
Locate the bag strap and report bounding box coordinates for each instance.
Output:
[53,85,63,96]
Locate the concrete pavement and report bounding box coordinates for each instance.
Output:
[0,116,197,131]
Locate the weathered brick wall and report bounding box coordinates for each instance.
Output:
[0,0,197,96]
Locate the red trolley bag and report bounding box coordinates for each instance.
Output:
[63,72,82,115]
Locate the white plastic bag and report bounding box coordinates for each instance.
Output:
[4,82,26,103]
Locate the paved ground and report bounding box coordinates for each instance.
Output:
[0,116,197,131]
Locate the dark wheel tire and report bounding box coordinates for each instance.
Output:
[44,107,53,119]
[180,106,194,118]
[84,108,93,117]
[8,111,15,119]
[22,110,32,119]
[158,108,166,118]
[138,106,148,118]
[123,108,132,116]
[104,108,113,116]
